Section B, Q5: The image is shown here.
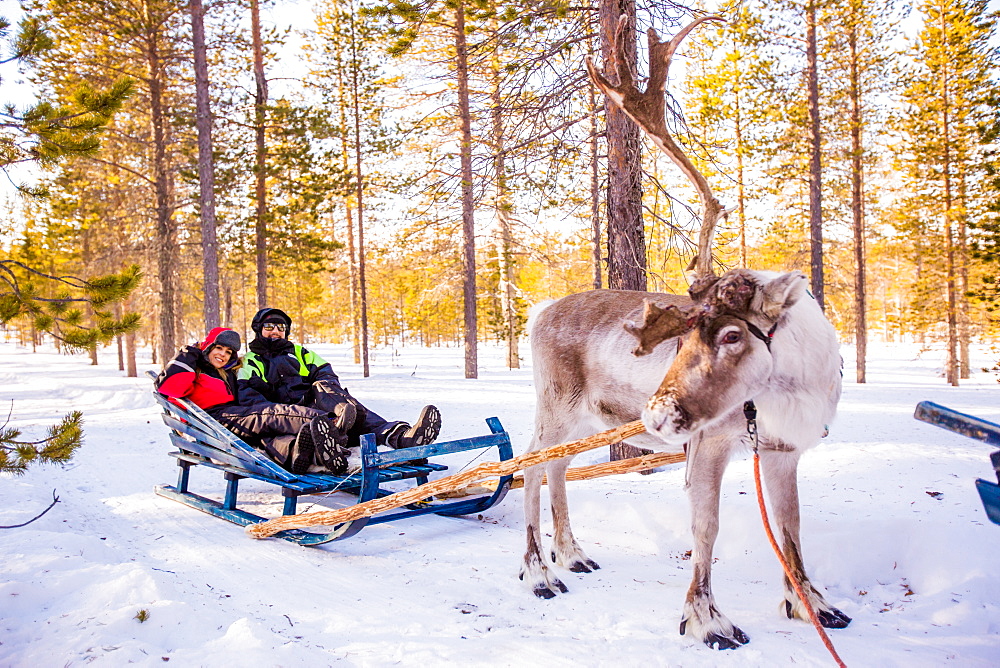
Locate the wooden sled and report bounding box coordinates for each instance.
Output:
[914,400,1000,525]
[146,371,514,545]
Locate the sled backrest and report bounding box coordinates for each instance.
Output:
[146,370,298,482]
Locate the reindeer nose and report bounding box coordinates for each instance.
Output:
[643,396,692,440]
[671,402,692,431]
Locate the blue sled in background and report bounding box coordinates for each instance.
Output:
[914,400,1000,526]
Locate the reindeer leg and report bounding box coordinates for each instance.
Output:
[680,434,749,649]
[520,461,569,599]
[759,447,851,629]
[549,455,600,574]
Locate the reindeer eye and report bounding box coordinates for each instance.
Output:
[721,331,741,345]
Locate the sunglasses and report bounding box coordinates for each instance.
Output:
[262,323,286,332]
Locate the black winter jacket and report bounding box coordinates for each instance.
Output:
[237,336,344,406]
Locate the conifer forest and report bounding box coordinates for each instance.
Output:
[1,0,999,385]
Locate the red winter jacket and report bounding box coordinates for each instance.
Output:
[156,328,241,411]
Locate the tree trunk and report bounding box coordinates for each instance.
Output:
[349,4,371,377]
[115,301,125,371]
[345,202,361,364]
[145,7,177,365]
[189,0,220,329]
[496,227,519,368]
[735,90,747,269]
[806,0,825,310]
[849,23,867,384]
[126,329,137,377]
[600,0,645,293]
[600,0,647,463]
[939,10,958,386]
[223,282,232,327]
[490,63,519,369]
[251,0,268,308]
[333,14,361,365]
[958,173,970,379]
[455,1,478,379]
[589,76,602,289]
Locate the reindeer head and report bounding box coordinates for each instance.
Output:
[640,270,809,446]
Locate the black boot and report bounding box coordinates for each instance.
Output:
[289,425,316,474]
[310,417,350,475]
[332,402,357,434]
[393,405,442,450]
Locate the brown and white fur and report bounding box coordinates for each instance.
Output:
[520,268,851,649]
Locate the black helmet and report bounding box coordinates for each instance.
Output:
[250,308,292,337]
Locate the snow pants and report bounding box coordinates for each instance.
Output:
[209,403,326,471]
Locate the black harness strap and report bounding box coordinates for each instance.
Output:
[741,319,775,450]
[741,319,777,351]
[743,400,759,452]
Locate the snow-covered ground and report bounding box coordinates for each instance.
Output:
[2,338,999,667]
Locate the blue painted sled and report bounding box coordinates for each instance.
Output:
[914,400,1000,525]
[146,371,513,545]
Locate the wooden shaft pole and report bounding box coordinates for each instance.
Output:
[436,450,687,497]
[247,420,648,539]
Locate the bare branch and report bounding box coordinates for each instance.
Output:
[0,490,60,529]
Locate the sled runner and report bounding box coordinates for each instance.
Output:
[914,400,1000,526]
[145,371,513,545]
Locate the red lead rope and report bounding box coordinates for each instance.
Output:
[745,401,847,668]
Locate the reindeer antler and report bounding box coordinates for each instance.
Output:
[586,15,726,280]
[623,300,696,357]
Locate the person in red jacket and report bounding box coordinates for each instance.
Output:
[156,328,350,474]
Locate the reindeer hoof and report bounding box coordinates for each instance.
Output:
[533,585,558,599]
[704,627,750,650]
[569,558,600,573]
[818,607,852,629]
[532,578,568,599]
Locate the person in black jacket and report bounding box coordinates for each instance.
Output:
[238,307,442,453]
[157,327,351,475]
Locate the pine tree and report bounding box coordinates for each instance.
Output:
[683,1,779,271]
[966,89,1000,373]
[1,12,132,194]
[0,261,142,350]
[822,0,902,382]
[0,410,83,475]
[26,0,194,363]
[1,6,140,353]
[365,0,489,377]
[309,0,400,373]
[188,0,221,330]
[896,0,997,385]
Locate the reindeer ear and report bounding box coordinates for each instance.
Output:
[759,271,808,318]
[624,300,693,356]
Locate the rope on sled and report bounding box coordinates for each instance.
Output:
[246,419,649,539]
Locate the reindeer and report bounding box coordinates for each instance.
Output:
[520,17,852,650]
